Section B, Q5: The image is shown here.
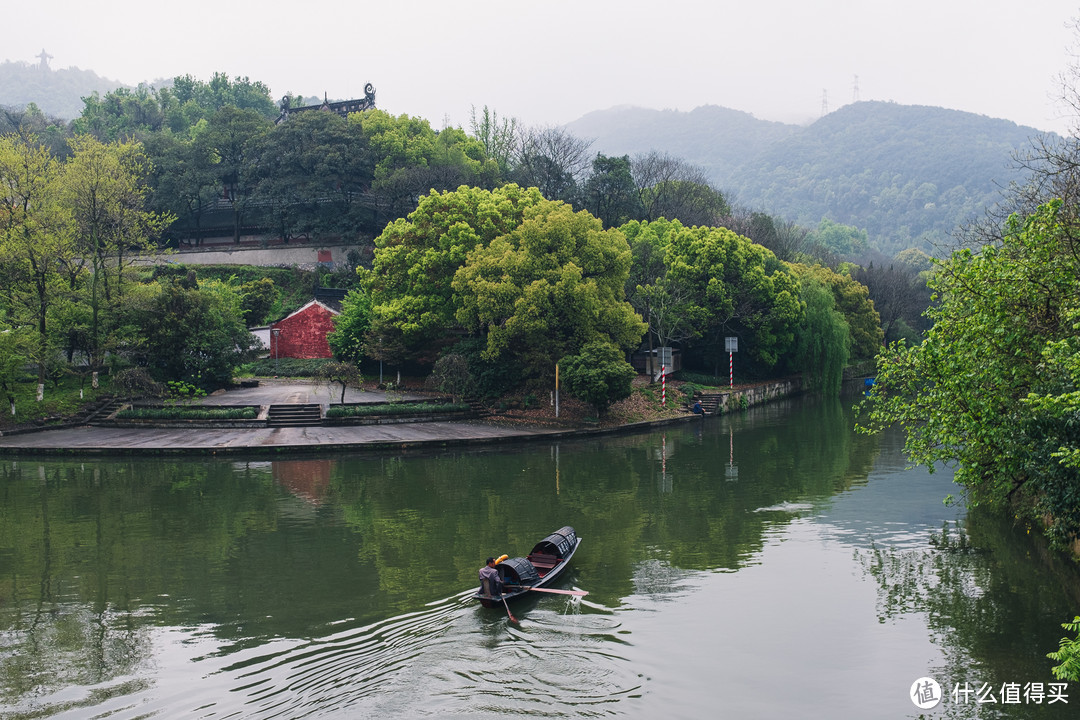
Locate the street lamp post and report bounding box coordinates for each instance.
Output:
[272,327,281,375]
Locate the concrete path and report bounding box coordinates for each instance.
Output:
[0,420,562,456]
[198,379,428,407]
[0,378,570,455]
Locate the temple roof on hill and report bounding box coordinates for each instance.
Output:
[276,84,376,124]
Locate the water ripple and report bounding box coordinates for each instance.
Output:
[177,590,638,719]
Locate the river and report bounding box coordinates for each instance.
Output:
[1,396,1078,718]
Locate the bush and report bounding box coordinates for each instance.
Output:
[325,402,469,418]
[558,342,637,417]
[239,358,335,377]
[116,406,258,420]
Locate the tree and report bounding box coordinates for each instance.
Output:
[143,131,218,246]
[327,287,373,363]
[426,352,476,403]
[632,151,729,226]
[469,105,517,175]
[61,135,172,374]
[131,276,257,388]
[198,106,271,242]
[621,219,704,361]
[851,261,932,344]
[791,276,850,395]
[718,207,809,262]
[660,222,803,374]
[247,110,373,241]
[807,218,869,257]
[559,341,637,417]
[583,153,639,228]
[313,360,362,405]
[789,263,882,360]
[349,110,496,225]
[0,134,77,399]
[861,201,1080,548]
[510,125,592,204]
[452,200,646,383]
[0,322,30,415]
[239,278,276,326]
[362,184,547,364]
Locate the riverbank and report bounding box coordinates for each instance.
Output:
[0,376,803,457]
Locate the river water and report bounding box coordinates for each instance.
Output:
[1,396,1078,719]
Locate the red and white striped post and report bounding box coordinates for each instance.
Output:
[725,336,738,389]
[661,364,666,406]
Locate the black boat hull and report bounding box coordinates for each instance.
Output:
[475,526,580,607]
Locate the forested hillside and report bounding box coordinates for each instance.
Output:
[0,60,128,119]
[567,101,1047,254]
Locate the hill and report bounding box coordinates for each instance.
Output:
[0,59,128,119]
[566,101,1049,254]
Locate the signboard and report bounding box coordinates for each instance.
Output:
[725,336,738,353]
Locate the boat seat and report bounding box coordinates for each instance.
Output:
[529,553,560,569]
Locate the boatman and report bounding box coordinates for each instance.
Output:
[479,557,501,598]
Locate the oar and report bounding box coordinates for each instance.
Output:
[492,554,516,622]
[501,594,518,623]
[505,585,588,597]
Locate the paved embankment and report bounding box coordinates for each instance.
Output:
[0,421,564,456]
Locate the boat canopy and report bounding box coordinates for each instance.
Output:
[530,526,577,559]
[498,557,540,585]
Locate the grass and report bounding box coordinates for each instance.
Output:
[0,374,114,430]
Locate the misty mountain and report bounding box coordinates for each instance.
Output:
[566,101,1049,253]
[0,59,129,119]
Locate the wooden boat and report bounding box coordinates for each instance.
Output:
[474,526,581,608]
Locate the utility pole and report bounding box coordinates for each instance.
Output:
[821,89,829,117]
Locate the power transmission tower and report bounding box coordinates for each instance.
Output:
[853,75,860,103]
[821,89,829,117]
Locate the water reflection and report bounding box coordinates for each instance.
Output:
[1,397,1078,718]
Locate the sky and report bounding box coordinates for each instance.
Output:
[7,0,1080,135]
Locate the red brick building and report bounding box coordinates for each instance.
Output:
[269,300,341,359]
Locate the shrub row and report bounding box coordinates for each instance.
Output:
[239,358,335,377]
[325,402,469,418]
[117,407,259,420]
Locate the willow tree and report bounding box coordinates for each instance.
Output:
[792,276,850,395]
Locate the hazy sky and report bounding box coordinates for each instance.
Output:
[8,0,1080,134]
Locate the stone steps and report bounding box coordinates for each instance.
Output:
[267,403,323,427]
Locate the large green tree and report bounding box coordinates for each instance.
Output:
[452,200,646,382]
[862,201,1080,547]
[652,221,803,374]
[198,106,271,242]
[247,111,372,241]
[130,276,257,389]
[361,184,547,364]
